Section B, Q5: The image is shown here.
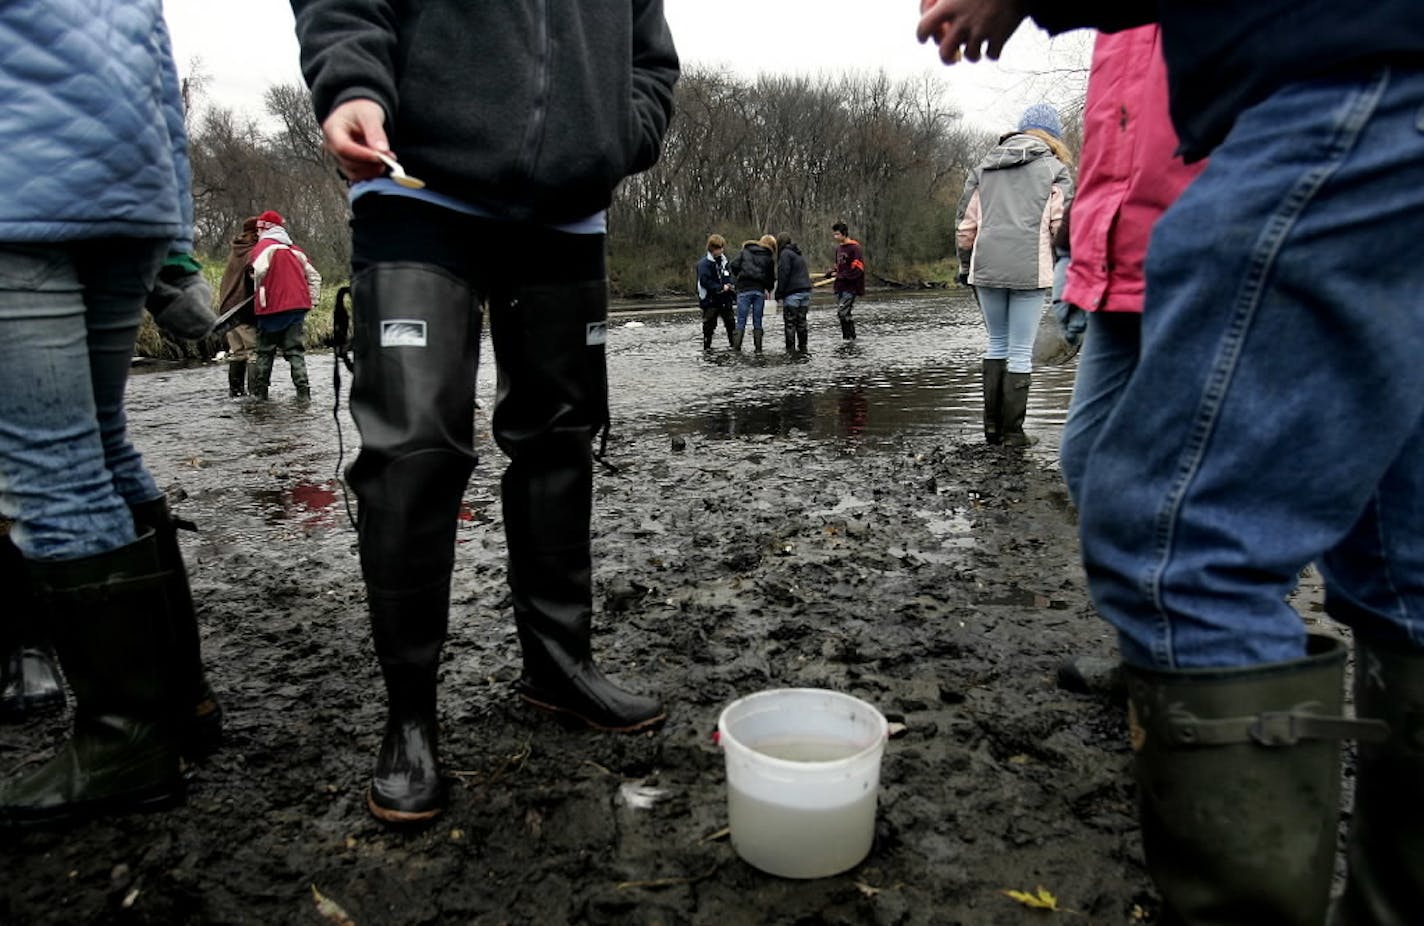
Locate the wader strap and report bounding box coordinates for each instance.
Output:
[1166,706,1390,747]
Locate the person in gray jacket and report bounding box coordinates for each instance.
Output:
[956,104,1074,446]
[292,0,679,825]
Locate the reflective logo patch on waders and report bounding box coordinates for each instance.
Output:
[586,321,607,346]
[380,320,427,347]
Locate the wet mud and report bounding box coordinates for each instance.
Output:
[0,293,1248,924]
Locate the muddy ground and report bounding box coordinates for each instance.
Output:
[0,293,1329,925]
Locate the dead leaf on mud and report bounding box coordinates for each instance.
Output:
[311,885,357,926]
[1002,886,1059,911]
[887,721,908,738]
[616,864,719,891]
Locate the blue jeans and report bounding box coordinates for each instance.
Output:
[975,286,1045,373]
[735,290,764,331]
[1077,66,1424,669]
[1059,311,1141,505]
[0,239,167,560]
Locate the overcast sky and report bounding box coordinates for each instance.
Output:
[163,0,1088,133]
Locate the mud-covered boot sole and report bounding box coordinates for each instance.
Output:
[366,787,443,826]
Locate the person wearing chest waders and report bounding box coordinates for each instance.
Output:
[292,0,679,825]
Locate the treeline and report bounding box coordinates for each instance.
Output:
[183,68,1011,299]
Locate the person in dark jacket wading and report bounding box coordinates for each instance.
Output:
[293,0,679,826]
[695,233,736,349]
[775,233,814,354]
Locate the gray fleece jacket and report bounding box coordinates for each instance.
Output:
[293,0,680,224]
[956,134,1073,290]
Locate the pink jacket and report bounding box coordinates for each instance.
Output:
[1062,26,1206,315]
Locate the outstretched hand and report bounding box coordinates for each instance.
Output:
[321,99,395,182]
[916,0,1030,64]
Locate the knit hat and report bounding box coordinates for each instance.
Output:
[1017,103,1063,140]
[255,209,285,230]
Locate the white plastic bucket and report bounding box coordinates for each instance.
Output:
[717,688,888,878]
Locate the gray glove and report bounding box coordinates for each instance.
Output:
[146,255,217,340]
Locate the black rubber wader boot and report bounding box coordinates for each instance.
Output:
[701,307,717,350]
[288,348,311,401]
[1331,639,1424,926]
[784,316,797,353]
[731,329,744,352]
[128,497,222,762]
[1124,635,1387,926]
[227,360,248,397]
[0,533,183,826]
[752,328,764,353]
[489,281,664,733]
[981,358,1006,445]
[250,350,273,400]
[348,262,481,824]
[796,329,808,354]
[1001,371,1033,447]
[0,533,64,721]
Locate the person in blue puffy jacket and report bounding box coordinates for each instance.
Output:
[0,0,222,826]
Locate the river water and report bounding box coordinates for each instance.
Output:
[125,289,1075,532]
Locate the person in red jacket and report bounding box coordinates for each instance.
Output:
[824,222,865,340]
[248,210,322,400]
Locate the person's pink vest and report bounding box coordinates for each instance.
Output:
[1063,26,1207,315]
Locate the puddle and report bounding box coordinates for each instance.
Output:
[662,364,1077,450]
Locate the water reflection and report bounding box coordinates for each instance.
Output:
[252,480,343,529]
[620,291,1079,452]
[664,362,1077,451]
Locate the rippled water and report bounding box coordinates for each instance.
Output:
[126,289,1076,528]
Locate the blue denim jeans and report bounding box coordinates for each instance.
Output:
[975,286,1045,373]
[0,239,166,560]
[735,290,764,331]
[1077,66,1424,669]
[1059,311,1141,505]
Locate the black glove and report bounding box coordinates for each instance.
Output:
[145,253,216,339]
[956,270,970,286]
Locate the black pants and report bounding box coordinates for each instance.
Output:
[701,300,733,345]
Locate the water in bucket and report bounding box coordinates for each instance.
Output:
[718,688,888,879]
